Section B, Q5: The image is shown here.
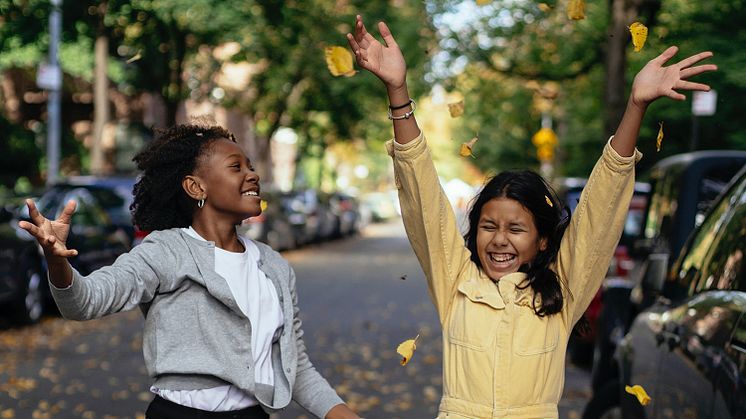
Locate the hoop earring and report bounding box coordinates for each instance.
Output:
[198,198,205,208]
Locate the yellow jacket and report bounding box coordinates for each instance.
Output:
[386,132,641,418]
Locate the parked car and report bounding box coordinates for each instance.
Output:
[239,191,297,251]
[583,164,746,419]
[588,151,746,392]
[328,192,361,237]
[0,187,131,324]
[56,176,140,246]
[554,177,651,366]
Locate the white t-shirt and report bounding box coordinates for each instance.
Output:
[151,227,285,411]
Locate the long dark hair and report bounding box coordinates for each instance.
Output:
[464,170,570,317]
[130,122,237,231]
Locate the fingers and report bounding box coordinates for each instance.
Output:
[18,220,40,236]
[378,21,397,48]
[676,51,714,69]
[25,199,45,226]
[58,199,77,224]
[675,80,711,91]
[680,64,718,79]
[666,91,687,101]
[346,33,360,53]
[653,46,679,65]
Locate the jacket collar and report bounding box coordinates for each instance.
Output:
[457,271,537,309]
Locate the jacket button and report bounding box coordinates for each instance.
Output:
[286,368,291,373]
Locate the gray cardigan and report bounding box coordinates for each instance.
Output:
[50,228,343,418]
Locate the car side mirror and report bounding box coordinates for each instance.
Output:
[642,253,669,293]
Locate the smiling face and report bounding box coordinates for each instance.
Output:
[475,197,547,281]
[194,138,262,223]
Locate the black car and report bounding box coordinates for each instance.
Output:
[583,165,746,419]
[589,151,746,391]
[0,187,131,325]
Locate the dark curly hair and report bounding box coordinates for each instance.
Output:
[464,170,571,317]
[130,122,237,231]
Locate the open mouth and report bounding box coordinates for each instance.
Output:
[241,191,259,197]
[489,253,516,266]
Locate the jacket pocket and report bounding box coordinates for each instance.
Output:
[448,281,502,351]
[512,306,559,356]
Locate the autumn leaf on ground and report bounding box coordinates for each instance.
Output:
[628,22,648,52]
[459,135,479,158]
[126,50,142,64]
[656,122,664,152]
[567,0,585,20]
[325,46,356,77]
[625,385,651,406]
[448,100,465,118]
[538,3,551,12]
[397,334,420,366]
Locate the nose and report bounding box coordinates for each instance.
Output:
[491,230,508,246]
[246,169,260,184]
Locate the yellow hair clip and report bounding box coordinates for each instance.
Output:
[545,195,553,207]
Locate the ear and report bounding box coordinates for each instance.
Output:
[539,236,548,252]
[182,175,205,201]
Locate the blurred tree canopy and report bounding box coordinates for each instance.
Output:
[1,0,744,188]
[0,0,434,187]
[429,0,745,178]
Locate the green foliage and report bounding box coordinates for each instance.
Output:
[430,0,746,178]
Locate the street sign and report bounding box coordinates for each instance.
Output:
[692,90,717,116]
[37,63,62,90]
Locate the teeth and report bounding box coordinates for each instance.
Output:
[490,254,515,263]
[242,191,258,196]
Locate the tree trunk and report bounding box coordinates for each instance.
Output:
[92,33,109,175]
[604,0,661,136]
[92,2,108,175]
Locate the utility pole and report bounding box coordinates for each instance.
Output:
[46,0,62,185]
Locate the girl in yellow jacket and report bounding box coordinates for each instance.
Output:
[347,15,716,419]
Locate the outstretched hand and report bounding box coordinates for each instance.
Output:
[631,46,717,108]
[346,15,407,90]
[19,199,79,259]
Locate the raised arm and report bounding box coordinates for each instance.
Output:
[19,199,78,288]
[347,15,420,144]
[612,46,716,157]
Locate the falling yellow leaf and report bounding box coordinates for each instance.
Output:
[448,100,464,118]
[656,121,664,152]
[538,3,551,12]
[567,0,585,20]
[459,135,479,158]
[324,46,356,77]
[625,385,651,406]
[476,0,492,5]
[397,334,419,365]
[628,22,648,52]
[125,50,142,64]
[260,199,268,212]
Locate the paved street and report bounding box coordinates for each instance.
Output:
[0,220,592,418]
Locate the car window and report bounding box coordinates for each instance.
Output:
[673,172,746,295]
[644,164,684,245]
[668,291,745,347]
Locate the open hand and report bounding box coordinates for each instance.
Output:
[346,15,407,90]
[631,46,717,108]
[18,199,79,259]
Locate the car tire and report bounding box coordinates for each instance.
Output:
[11,262,45,325]
[583,380,622,419]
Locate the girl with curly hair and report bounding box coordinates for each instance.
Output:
[19,121,360,419]
[348,14,716,419]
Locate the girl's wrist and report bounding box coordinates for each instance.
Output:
[386,82,410,104]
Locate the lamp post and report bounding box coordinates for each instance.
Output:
[45,0,62,186]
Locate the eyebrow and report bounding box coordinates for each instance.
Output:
[223,153,251,163]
